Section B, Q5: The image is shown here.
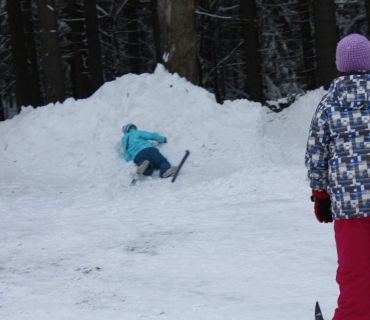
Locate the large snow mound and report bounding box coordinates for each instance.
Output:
[0,65,325,190]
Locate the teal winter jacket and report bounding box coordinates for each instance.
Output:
[121,130,166,162]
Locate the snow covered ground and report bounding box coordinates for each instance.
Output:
[0,65,338,320]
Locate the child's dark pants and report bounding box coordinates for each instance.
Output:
[135,147,171,178]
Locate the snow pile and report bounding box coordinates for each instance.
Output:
[0,64,325,189]
[0,65,336,320]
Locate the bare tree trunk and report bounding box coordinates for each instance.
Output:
[151,0,162,64]
[7,0,33,111]
[240,0,264,103]
[197,0,220,102]
[312,0,338,89]
[127,0,141,74]
[154,0,199,85]
[84,0,104,93]
[21,0,43,107]
[0,97,5,121]
[299,0,317,91]
[35,0,65,104]
[207,17,220,103]
[67,0,92,99]
[217,23,226,100]
[365,0,370,39]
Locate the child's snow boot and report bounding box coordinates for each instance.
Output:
[136,160,150,175]
[162,166,178,178]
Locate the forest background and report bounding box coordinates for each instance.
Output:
[1,0,368,121]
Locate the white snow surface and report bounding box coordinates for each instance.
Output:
[0,65,338,320]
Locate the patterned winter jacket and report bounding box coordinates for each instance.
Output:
[305,73,370,220]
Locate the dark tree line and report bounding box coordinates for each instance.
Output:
[1,0,369,120]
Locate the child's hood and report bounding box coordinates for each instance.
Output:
[333,74,370,110]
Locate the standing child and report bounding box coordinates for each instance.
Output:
[121,123,177,178]
[305,34,370,320]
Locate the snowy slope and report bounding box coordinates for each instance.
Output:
[0,65,337,320]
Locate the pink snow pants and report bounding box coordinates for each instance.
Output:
[333,217,370,320]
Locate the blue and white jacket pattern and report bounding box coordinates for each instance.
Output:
[305,74,370,220]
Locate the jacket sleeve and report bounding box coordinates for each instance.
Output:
[305,102,331,191]
[121,135,128,150]
[121,135,133,162]
[137,131,166,143]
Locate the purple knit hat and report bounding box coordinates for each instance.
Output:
[336,34,370,72]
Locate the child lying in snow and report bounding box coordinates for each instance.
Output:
[121,123,177,178]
